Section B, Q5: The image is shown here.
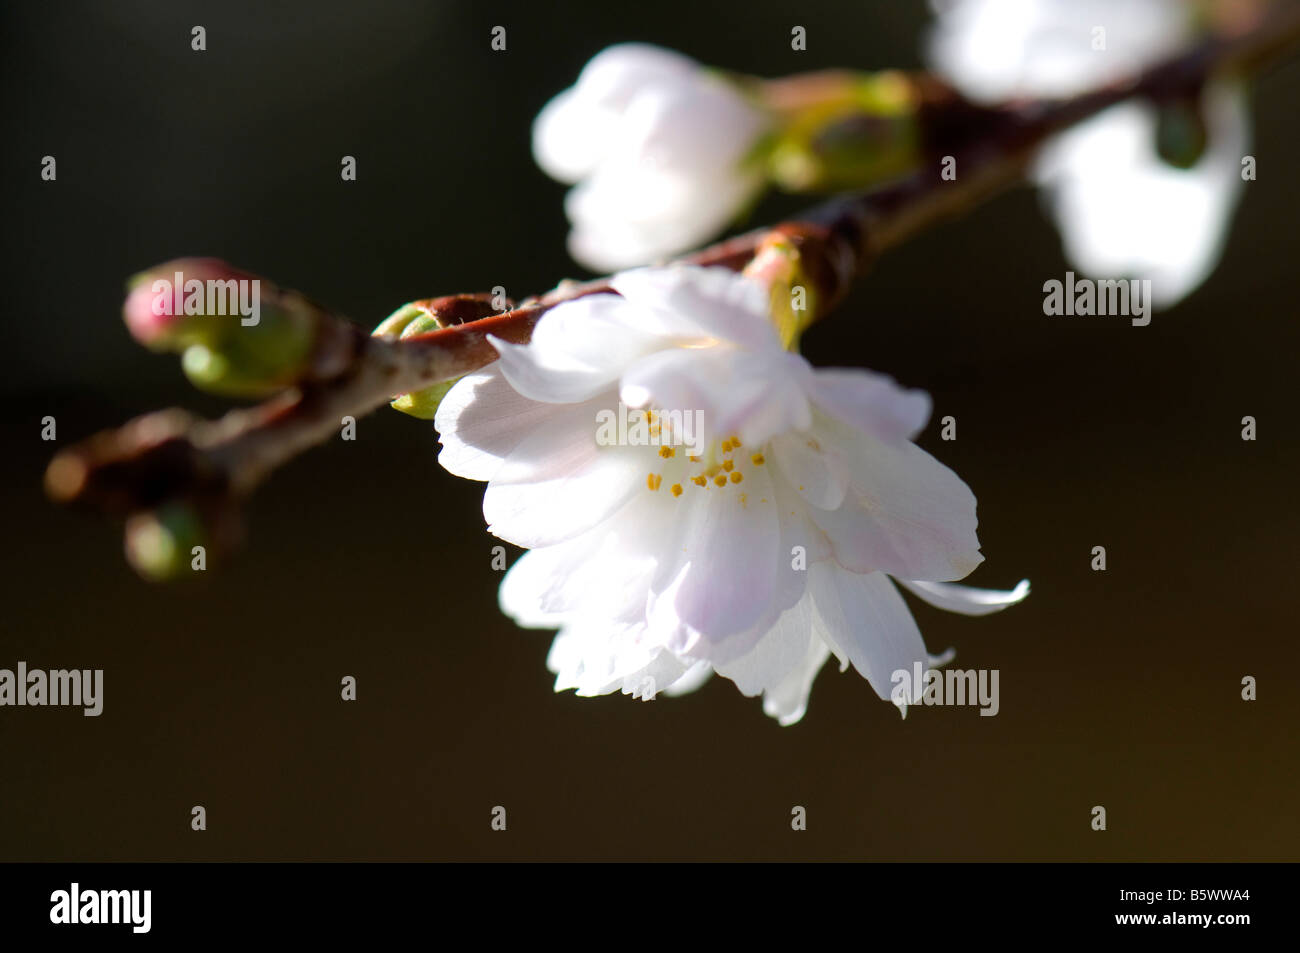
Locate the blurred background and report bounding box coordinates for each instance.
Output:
[1,0,1296,861]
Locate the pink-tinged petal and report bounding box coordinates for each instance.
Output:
[499,492,675,628]
[527,293,665,375]
[896,577,1030,616]
[487,333,617,404]
[655,464,782,642]
[434,366,560,482]
[717,593,837,725]
[675,466,807,667]
[772,472,832,567]
[806,368,932,445]
[810,420,983,582]
[718,355,813,449]
[619,347,718,419]
[610,265,780,351]
[767,476,824,616]
[770,430,848,511]
[483,421,643,548]
[808,565,929,703]
[620,346,810,449]
[714,592,814,698]
[481,390,613,487]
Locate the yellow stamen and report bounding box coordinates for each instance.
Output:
[670,483,683,497]
[722,459,734,472]
[647,473,662,491]
[692,475,707,487]
[659,446,675,458]
[713,474,728,487]
[730,471,743,484]
[751,452,765,466]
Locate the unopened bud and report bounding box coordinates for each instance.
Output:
[370,298,494,420]
[744,233,818,350]
[390,313,459,418]
[124,258,320,397]
[371,302,430,339]
[124,502,205,582]
[124,258,256,349]
[764,70,920,191]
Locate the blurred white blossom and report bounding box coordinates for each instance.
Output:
[435,265,1027,724]
[532,44,770,271]
[928,0,1250,306]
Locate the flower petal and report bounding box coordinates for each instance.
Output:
[573,43,698,108]
[763,643,832,726]
[532,88,605,183]
[434,366,560,482]
[546,621,663,697]
[528,292,665,374]
[610,265,779,352]
[498,491,675,627]
[808,565,929,703]
[487,334,615,404]
[926,0,1189,103]
[806,367,932,445]
[771,430,848,511]
[810,419,983,582]
[714,591,817,703]
[1032,84,1249,307]
[662,660,713,697]
[896,577,1030,616]
[484,417,644,548]
[652,462,782,643]
[620,346,810,449]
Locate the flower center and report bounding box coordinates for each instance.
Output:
[645,430,766,500]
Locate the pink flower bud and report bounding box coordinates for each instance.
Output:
[123,258,258,349]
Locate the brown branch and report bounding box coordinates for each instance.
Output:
[46,0,1300,576]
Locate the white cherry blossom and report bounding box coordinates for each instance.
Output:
[927,0,1250,306]
[435,264,1027,724]
[532,44,770,272]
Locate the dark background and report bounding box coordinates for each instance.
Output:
[1,0,1296,861]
